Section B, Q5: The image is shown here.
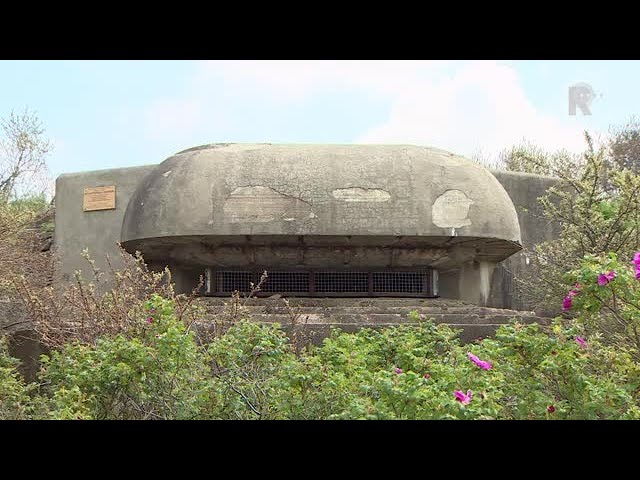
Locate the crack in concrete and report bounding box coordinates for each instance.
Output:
[228,185,312,206]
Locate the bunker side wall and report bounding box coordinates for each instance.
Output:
[53,165,157,289]
[53,166,560,311]
[489,171,560,310]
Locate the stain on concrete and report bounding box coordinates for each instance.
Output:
[432,189,474,228]
[176,143,232,154]
[332,187,391,202]
[223,186,314,223]
[120,144,521,243]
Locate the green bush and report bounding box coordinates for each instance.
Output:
[38,295,213,419]
[562,251,640,357]
[267,317,640,420]
[3,295,640,420]
[0,337,42,419]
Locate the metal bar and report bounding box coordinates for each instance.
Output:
[309,271,316,297]
[207,268,437,297]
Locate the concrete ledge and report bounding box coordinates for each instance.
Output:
[195,297,548,345]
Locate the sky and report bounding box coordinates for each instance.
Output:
[0,60,638,182]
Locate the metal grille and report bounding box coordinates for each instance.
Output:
[316,272,369,293]
[216,271,254,293]
[209,269,434,297]
[372,271,424,294]
[262,271,309,293]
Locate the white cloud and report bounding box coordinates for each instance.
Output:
[355,61,592,159]
[133,60,597,161]
[195,60,458,100]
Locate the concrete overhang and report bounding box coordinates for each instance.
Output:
[121,143,522,266]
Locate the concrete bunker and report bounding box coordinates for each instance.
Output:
[119,144,522,305]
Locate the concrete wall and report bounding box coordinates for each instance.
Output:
[489,171,560,310]
[53,165,559,311]
[53,165,156,288]
[122,144,522,244]
[435,171,559,309]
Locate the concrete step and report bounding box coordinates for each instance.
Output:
[239,313,540,325]
[198,297,475,308]
[200,304,536,317]
[194,297,548,344]
[197,311,544,325]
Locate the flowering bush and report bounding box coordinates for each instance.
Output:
[266,316,640,420]
[562,252,640,356]
[3,297,640,419]
[507,132,640,314]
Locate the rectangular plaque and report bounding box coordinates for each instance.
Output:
[83,186,116,211]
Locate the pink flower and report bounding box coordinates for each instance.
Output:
[547,405,556,413]
[454,390,473,405]
[598,271,617,286]
[467,352,493,370]
[575,336,587,349]
[424,373,431,379]
[419,313,426,320]
[146,317,153,324]
[562,284,581,311]
[150,308,157,314]
[633,252,640,266]
[395,368,403,374]
[635,267,640,280]
[562,295,573,311]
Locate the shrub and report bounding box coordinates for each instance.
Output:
[12,247,204,348]
[268,314,640,420]
[206,319,296,419]
[0,336,42,419]
[4,298,640,420]
[515,134,640,314]
[562,251,640,357]
[38,295,213,420]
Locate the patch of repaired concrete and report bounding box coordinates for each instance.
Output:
[332,187,391,202]
[224,186,314,223]
[432,189,474,228]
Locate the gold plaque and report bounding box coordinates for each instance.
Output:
[83,186,116,211]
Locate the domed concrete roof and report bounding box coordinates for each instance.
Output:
[121,143,522,264]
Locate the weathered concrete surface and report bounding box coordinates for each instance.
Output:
[52,145,560,312]
[489,171,560,310]
[436,171,559,308]
[0,298,30,333]
[1,298,46,382]
[197,297,548,344]
[124,235,521,273]
[54,165,156,288]
[121,144,522,253]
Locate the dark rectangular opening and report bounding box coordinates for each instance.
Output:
[316,272,369,293]
[262,271,310,293]
[372,271,424,294]
[208,268,435,297]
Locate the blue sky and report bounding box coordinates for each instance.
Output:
[1,60,638,182]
